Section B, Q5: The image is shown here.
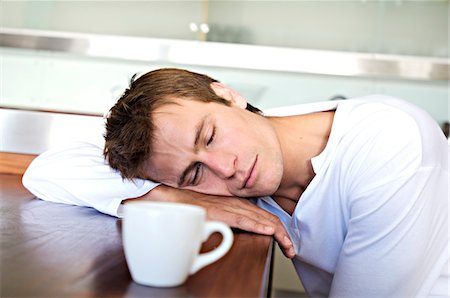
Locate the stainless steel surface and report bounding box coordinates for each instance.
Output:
[1,28,448,81]
[0,108,104,154]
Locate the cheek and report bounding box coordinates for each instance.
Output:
[188,174,233,196]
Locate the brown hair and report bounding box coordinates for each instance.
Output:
[104,68,261,180]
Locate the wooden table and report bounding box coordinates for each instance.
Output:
[0,174,274,297]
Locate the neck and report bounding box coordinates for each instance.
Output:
[268,111,335,214]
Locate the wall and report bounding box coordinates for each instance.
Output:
[208,0,448,57]
[1,47,448,125]
[2,1,447,125]
[1,0,448,57]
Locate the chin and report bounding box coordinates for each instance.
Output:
[266,180,282,197]
[251,183,279,197]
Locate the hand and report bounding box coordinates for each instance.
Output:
[125,185,295,258]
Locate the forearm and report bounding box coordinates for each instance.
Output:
[23,142,157,216]
[126,185,295,258]
[23,142,294,258]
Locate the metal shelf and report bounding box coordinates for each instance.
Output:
[1,28,448,81]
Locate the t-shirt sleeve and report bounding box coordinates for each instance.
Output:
[329,106,449,296]
[22,142,159,217]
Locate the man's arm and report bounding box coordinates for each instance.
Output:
[23,142,294,258]
[22,142,156,216]
[128,185,294,258]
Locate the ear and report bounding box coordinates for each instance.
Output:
[210,82,247,109]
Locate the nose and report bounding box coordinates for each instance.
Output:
[202,150,237,179]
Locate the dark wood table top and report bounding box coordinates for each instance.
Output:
[0,174,274,297]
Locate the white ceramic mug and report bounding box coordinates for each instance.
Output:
[122,201,233,287]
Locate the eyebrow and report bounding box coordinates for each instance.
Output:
[177,115,208,186]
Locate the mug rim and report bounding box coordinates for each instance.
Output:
[123,201,206,216]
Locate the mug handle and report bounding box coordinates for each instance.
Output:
[190,221,234,274]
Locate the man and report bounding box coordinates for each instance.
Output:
[24,68,449,297]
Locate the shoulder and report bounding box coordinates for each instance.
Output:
[333,98,425,194]
[338,97,423,161]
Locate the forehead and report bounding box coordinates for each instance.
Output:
[155,99,203,118]
[151,97,235,136]
[152,99,215,136]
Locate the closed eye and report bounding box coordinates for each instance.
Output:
[207,126,216,146]
[190,163,202,185]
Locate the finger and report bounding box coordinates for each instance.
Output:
[272,225,295,259]
[202,197,277,226]
[207,206,275,235]
[223,208,277,230]
[214,204,296,258]
[223,198,282,225]
[194,195,296,258]
[278,241,296,259]
[231,214,275,235]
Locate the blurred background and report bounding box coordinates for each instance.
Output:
[1,1,448,296]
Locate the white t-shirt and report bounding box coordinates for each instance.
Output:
[259,96,449,297]
[22,95,449,297]
[23,141,156,216]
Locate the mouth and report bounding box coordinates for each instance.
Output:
[241,155,258,189]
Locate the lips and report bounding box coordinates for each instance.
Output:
[241,155,258,189]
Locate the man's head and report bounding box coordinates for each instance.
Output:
[105,68,227,179]
[105,68,283,197]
